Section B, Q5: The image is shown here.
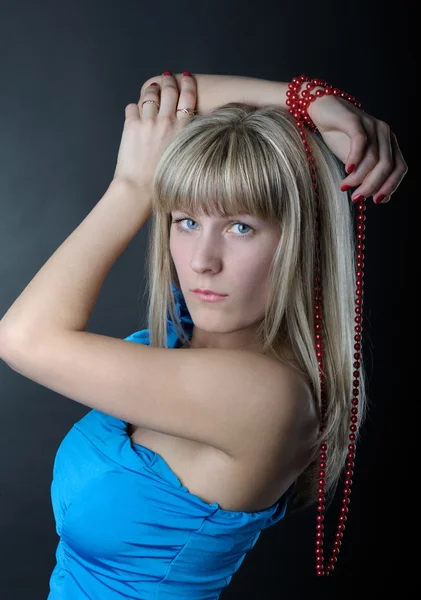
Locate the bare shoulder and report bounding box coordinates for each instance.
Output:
[229,349,319,459]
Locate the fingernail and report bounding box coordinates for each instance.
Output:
[374,194,386,204]
[162,71,172,76]
[341,184,351,192]
[346,164,356,174]
[182,71,192,77]
[352,193,365,203]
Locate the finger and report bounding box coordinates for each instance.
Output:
[327,100,369,175]
[372,131,409,204]
[350,120,394,203]
[343,123,369,176]
[125,103,140,121]
[158,73,180,118]
[138,83,161,120]
[340,119,379,193]
[176,73,197,121]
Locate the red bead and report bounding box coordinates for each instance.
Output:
[289,75,363,577]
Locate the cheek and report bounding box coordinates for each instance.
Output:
[236,247,275,287]
[169,234,180,263]
[169,235,189,276]
[232,249,276,311]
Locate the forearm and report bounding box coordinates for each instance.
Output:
[143,73,289,115]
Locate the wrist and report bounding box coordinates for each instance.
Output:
[109,177,152,201]
[286,75,362,133]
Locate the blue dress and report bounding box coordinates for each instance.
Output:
[47,284,294,599]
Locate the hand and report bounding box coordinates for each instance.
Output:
[112,72,197,193]
[308,94,408,204]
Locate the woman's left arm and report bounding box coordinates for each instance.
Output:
[143,73,408,204]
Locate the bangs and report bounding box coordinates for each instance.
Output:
[153,126,283,222]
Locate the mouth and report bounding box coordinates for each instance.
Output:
[192,290,229,302]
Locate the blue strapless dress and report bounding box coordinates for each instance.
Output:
[47,284,294,599]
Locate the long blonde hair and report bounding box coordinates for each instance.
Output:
[141,102,368,511]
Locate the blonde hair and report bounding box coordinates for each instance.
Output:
[142,102,368,511]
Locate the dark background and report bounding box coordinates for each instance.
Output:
[0,1,409,598]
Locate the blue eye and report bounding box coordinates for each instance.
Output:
[231,222,253,235]
[171,218,254,238]
[176,218,199,231]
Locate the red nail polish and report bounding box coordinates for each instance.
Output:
[352,194,365,203]
[341,184,351,192]
[374,194,386,204]
[162,71,172,76]
[182,71,192,77]
[347,164,355,174]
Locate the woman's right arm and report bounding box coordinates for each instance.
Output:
[141,73,289,115]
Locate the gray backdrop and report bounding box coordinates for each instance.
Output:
[0,0,409,598]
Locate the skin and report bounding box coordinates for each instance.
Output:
[169,209,282,354]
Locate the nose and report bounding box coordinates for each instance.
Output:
[190,234,223,274]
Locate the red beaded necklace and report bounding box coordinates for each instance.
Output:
[287,75,365,576]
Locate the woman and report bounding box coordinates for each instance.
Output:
[0,72,407,597]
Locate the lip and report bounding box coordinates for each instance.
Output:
[191,289,228,297]
[192,290,229,302]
